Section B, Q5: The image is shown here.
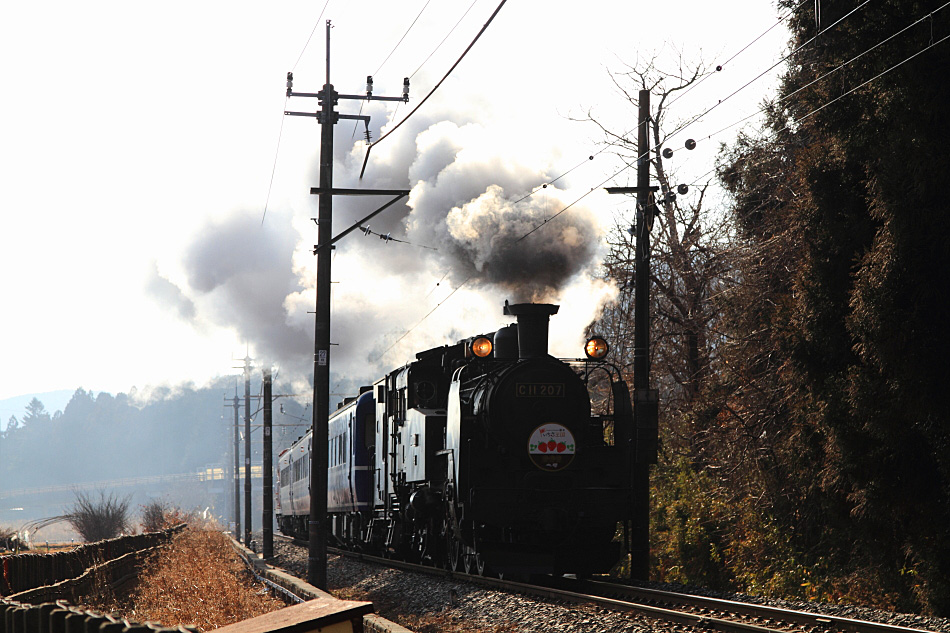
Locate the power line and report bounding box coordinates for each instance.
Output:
[509,0,824,209]
[357,224,438,250]
[655,0,872,158]
[261,97,289,225]
[373,0,434,76]
[410,0,481,79]
[263,0,332,225]
[373,8,939,354]
[351,1,479,142]
[291,0,333,72]
[688,9,950,185]
[348,2,884,358]
[665,0,812,111]
[373,273,475,361]
[523,0,878,202]
[359,0,509,178]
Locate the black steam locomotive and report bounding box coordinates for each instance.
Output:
[276,302,657,576]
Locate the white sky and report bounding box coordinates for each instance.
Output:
[0,0,790,403]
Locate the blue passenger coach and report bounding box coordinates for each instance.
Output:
[277,389,374,544]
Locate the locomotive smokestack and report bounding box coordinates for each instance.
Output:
[503,302,559,359]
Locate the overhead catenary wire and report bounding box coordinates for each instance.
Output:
[410,0,482,78]
[359,0,509,178]
[686,9,950,186]
[373,0,434,77]
[261,97,289,225]
[263,0,332,225]
[510,0,826,208]
[373,4,941,357]
[291,0,333,72]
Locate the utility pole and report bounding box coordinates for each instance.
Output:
[262,368,274,559]
[232,392,241,542]
[243,355,253,548]
[284,21,410,588]
[606,89,659,580]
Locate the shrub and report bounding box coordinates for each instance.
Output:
[64,490,132,542]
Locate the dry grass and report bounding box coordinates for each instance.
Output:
[90,527,284,631]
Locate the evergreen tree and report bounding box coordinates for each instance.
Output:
[21,398,51,426]
[720,0,950,612]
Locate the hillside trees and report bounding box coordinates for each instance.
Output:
[0,386,234,490]
[718,0,950,612]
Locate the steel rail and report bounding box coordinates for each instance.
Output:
[271,539,941,633]
[541,577,941,633]
[319,546,788,633]
[260,537,934,633]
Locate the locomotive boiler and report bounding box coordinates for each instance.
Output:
[277,302,657,577]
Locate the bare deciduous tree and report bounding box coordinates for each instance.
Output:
[584,54,732,457]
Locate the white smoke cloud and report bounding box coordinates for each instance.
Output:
[157,108,619,397]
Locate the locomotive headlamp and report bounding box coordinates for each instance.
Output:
[471,336,493,358]
[585,336,609,360]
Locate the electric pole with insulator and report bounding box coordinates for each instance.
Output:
[231,392,241,541]
[605,89,660,580]
[262,367,274,559]
[243,354,253,548]
[284,21,410,588]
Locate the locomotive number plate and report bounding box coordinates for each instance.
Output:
[515,382,565,397]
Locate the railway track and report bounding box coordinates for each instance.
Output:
[274,535,942,633]
[536,576,939,633]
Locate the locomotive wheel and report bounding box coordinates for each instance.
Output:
[462,545,487,576]
[462,546,476,575]
[446,533,462,572]
[475,552,487,576]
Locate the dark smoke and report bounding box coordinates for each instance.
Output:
[436,184,600,301]
[391,121,604,302]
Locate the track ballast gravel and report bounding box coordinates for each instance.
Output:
[261,535,950,633]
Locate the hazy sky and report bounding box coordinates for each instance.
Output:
[0,0,790,402]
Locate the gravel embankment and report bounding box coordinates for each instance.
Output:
[261,535,950,633]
